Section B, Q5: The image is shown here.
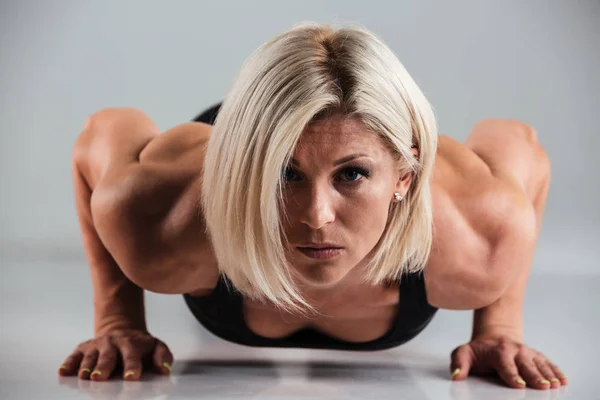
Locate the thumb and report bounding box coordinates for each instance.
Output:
[450,344,473,381]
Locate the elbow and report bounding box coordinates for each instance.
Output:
[424,267,505,310]
[473,277,505,308]
[123,257,188,295]
[125,251,218,295]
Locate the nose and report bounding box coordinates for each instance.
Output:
[297,184,336,230]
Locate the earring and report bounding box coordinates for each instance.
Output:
[394,192,403,201]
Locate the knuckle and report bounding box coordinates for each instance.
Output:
[76,340,91,351]
[522,361,537,372]
[95,336,111,346]
[532,355,545,365]
[495,340,511,353]
[99,352,118,364]
[498,360,515,372]
[82,351,96,362]
[122,357,142,367]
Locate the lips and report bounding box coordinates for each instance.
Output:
[297,247,343,259]
[296,244,343,249]
[298,246,342,250]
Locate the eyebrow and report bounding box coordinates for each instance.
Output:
[290,153,370,167]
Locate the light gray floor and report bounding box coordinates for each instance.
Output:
[0,261,597,400]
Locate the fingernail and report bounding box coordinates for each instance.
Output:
[550,378,560,383]
[59,365,68,370]
[451,368,460,379]
[90,370,102,377]
[162,362,172,373]
[80,368,91,374]
[538,379,550,385]
[124,370,135,378]
[560,375,568,381]
[515,378,526,386]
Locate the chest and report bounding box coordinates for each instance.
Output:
[241,284,400,343]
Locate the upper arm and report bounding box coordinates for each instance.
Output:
[90,122,218,294]
[424,127,539,310]
[424,202,535,311]
[424,187,500,310]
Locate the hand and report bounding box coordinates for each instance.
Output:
[57,329,173,381]
[450,335,568,390]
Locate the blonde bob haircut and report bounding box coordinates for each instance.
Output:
[200,22,438,314]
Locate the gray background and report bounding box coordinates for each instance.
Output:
[1,0,598,273]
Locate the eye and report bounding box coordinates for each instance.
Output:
[338,167,369,183]
[282,166,370,184]
[283,166,297,182]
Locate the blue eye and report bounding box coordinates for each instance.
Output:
[282,166,370,184]
[340,167,369,182]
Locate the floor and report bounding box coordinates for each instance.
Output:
[0,261,597,400]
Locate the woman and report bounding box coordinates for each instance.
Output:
[59,23,566,390]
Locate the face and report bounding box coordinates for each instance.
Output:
[280,114,416,289]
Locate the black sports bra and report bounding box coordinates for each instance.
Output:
[183,272,438,351]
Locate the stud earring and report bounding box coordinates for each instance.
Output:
[394,192,403,201]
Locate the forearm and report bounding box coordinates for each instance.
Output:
[471,262,529,342]
[91,255,147,335]
[73,125,151,336]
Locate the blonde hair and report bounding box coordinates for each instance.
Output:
[200,22,438,313]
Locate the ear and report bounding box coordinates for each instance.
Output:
[394,147,419,196]
[410,146,419,159]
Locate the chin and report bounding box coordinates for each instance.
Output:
[295,265,348,288]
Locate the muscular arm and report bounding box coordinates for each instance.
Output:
[466,119,551,340]
[426,119,547,311]
[85,110,219,295]
[72,108,160,335]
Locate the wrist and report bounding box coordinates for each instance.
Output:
[95,314,147,337]
[472,323,523,343]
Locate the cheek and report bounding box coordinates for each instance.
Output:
[343,195,391,245]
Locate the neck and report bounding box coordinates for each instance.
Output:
[293,266,372,309]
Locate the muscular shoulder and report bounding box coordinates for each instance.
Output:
[138,121,211,165]
[104,122,217,280]
[435,118,539,233]
[120,122,211,217]
[433,135,522,236]
[425,131,536,309]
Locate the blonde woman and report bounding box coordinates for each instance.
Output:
[60,23,566,390]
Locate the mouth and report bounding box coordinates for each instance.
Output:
[296,247,343,259]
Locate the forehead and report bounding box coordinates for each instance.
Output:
[295,114,385,151]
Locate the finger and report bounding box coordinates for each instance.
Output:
[79,349,99,380]
[533,357,560,389]
[548,361,568,386]
[516,354,551,390]
[119,339,144,381]
[59,350,84,376]
[91,344,119,382]
[450,345,473,381]
[152,339,174,375]
[494,352,527,389]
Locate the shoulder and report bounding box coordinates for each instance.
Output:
[101,122,218,282]
[138,121,212,165]
[424,127,537,309]
[120,121,212,232]
[119,122,212,213]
